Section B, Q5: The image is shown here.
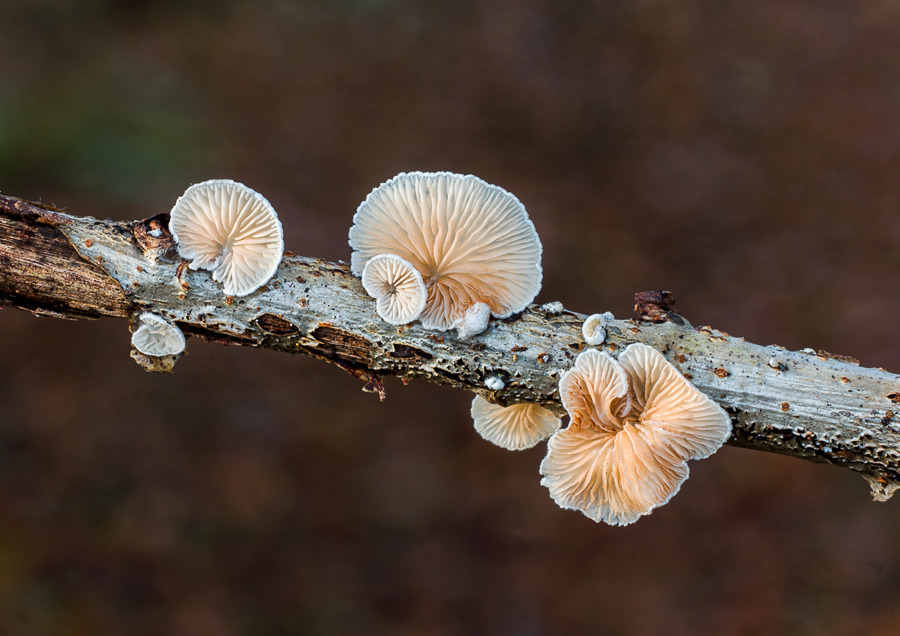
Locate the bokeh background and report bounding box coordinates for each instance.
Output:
[2,0,900,634]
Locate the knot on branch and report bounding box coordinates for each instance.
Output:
[634,290,686,325]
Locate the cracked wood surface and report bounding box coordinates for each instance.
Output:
[2,193,900,501]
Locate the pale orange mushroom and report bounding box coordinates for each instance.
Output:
[471,396,561,451]
[540,343,731,525]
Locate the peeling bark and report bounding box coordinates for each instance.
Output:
[2,193,900,501]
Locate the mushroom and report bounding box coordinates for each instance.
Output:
[131,313,185,356]
[361,253,427,325]
[471,396,561,451]
[582,312,612,346]
[169,179,284,297]
[349,172,542,331]
[540,343,731,526]
[454,302,491,339]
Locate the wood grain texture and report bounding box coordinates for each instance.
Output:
[0,196,131,319]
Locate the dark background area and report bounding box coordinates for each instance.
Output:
[2,1,900,634]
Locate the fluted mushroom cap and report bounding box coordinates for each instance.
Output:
[361,254,428,325]
[471,396,561,451]
[349,172,542,330]
[169,179,284,297]
[131,313,185,356]
[540,344,731,526]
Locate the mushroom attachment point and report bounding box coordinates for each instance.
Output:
[540,343,731,526]
[361,254,428,325]
[582,313,609,346]
[454,302,491,339]
[168,179,284,297]
[131,313,186,357]
[349,172,543,330]
[471,396,561,451]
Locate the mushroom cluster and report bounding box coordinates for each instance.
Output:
[128,179,286,361]
[349,172,543,334]
[124,172,733,529]
[540,344,731,525]
[464,341,730,526]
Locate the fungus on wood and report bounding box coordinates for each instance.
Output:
[3,192,900,505]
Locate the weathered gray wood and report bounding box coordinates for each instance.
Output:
[2,193,899,501]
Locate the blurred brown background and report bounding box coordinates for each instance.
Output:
[2,0,900,634]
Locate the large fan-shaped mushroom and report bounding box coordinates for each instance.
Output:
[169,179,284,297]
[540,344,731,526]
[349,172,542,332]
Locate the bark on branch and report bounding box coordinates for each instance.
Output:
[2,193,900,501]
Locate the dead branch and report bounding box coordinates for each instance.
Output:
[2,193,900,501]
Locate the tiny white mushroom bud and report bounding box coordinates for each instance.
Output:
[485,376,505,391]
[768,358,787,371]
[582,313,608,346]
[148,228,162,238]
[540,301,565,315]
[361,254,427,325]
[455,302,491,339]
[131,313,185,356]
[800,348,816,355]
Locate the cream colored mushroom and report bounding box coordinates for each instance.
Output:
[349,172,542,331]
[582,312,613,346]
[361,254,427,325]
[471,396,561,451]
[540,343,731,526]
[169,179,284,297]
[131,313,185,356]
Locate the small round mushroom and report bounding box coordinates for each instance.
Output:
[169,179,284,297]
[131,313,185,356]
[484,376,505,391]
[540,343,731,526]
[349,172,543,331]
[361,254,428,325]
[471,396,561,451]
[454,302,491,339]
[581,313,609,346]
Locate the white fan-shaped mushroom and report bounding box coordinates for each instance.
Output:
[349,172,543,331]
[471,396,561,451]
[540,344,731,526]
[361,254,427,325]
[131,313,185,356]
[169,179,284,297]
[582,313,609,346]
